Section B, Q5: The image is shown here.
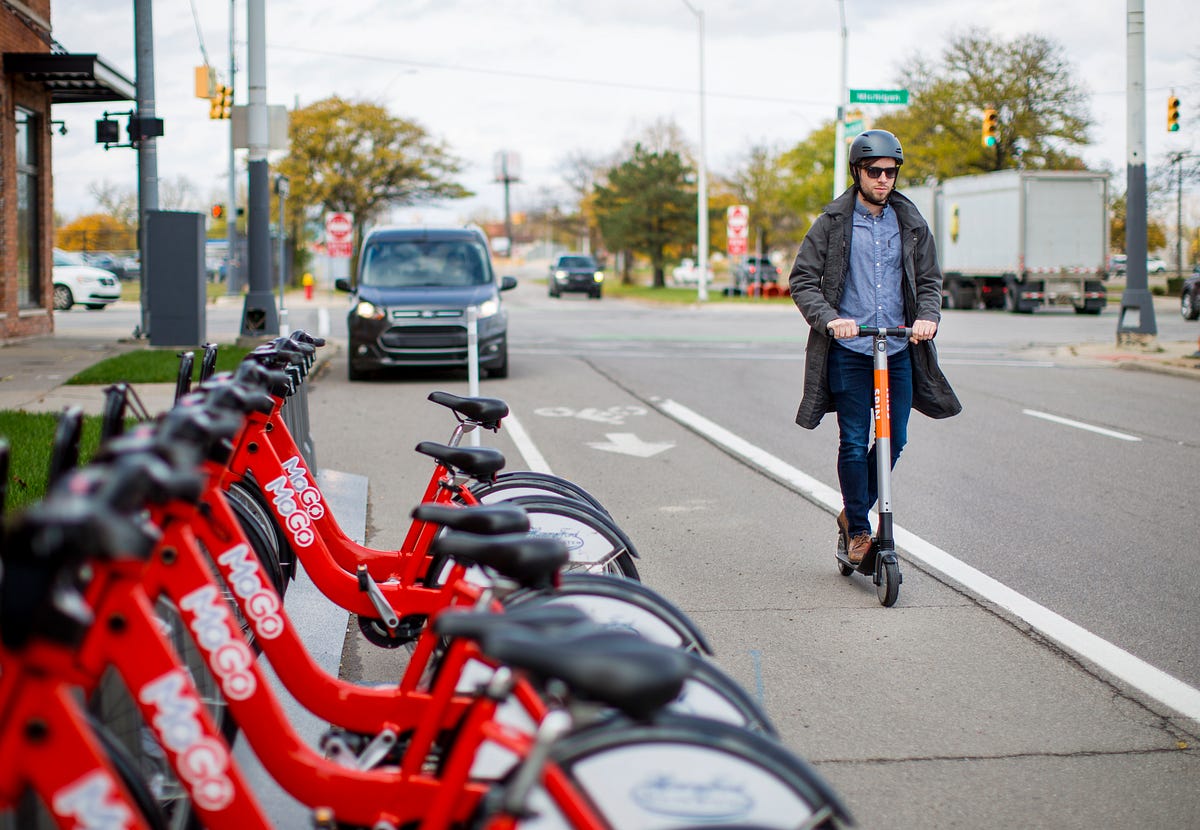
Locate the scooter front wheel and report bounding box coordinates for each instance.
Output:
[876,555,901,607]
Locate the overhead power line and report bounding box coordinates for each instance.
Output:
[268,42,829,110]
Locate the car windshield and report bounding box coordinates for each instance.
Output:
[360,239,490,287]
[557,256,597,270]
[53,249,87,267]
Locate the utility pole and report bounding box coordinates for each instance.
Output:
[1117,0,1157,344]
[240,0,278,336]
[225,0,239,295]
[832,0,849,199]
[133,0,158,339]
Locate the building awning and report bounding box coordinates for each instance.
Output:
[3,52,135,103]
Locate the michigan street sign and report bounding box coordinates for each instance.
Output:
[849,89,909,105]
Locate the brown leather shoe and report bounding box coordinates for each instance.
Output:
[847,532,872,565]
[837,510,850,542]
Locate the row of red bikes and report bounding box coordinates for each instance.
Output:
[0,331,853,829]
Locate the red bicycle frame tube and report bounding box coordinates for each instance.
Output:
[0,648,159,830]
[221,403,458,588]
[145,485,602,829]
[81,551,489,827]
[149,497,473,735]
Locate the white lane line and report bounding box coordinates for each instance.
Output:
[503,411,554,474]
[655,397,1200,724]
[1023,409,1142,442]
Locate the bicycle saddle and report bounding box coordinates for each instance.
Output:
[477,626,690,721]
[428,532,566,590]
[411,503,530,535]
[427,391,509,429]
[414,442,506,480]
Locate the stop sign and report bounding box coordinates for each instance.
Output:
[325,212,354,258]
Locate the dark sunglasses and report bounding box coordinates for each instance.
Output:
[862,165,899,180]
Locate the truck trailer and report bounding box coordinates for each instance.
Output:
[906,169,1109,314]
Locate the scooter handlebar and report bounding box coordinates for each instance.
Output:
[857,326,911,338]
[826,323,912,338]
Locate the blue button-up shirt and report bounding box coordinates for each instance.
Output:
[837,200,907,356]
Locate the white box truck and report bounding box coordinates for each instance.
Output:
[911,169,1109,314]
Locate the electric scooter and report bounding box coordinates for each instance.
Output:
[834,325,909,607]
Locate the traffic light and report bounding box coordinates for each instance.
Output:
[981,108,999,148]
[1167,95,1180,132]
[211,204,225,221]
[208,85,232,120]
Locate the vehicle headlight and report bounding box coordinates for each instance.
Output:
[354,300,385,320]
[554,270,568,281]
[477,299,500,318]
[594,271,604,283]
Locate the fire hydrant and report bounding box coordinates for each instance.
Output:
[302,272,314,300]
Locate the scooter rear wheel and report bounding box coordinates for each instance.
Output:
[836,531,854,576]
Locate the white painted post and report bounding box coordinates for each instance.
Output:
[466,306,480,446]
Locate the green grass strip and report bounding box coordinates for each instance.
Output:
[67,344,254,385]
[0,411,113,511]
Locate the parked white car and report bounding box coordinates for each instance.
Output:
[52,248,121,310]
[1146,257,1168,274]
[670,258,715,286]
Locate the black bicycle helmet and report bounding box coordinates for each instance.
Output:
[848,130,903,166]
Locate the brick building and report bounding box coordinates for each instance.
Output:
[1,0,133,341]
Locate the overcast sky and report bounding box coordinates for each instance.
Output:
[49,0,1197,231]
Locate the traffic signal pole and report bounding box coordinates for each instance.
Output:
[133,0,158,340]
[1117,0,1157,343]
[240,0,278,337]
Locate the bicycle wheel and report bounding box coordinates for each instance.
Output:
[501,495,639,580]
[225,476,293,590]
[6,715,172,830]
[442,648,775,784]
[501,713,851,829]
[503,573,711,654]
[467,472,612,517]
[424,497,638,584]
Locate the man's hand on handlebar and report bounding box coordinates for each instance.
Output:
[909,320,937,343]
[826,318,859,339]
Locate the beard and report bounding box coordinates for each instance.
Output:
[856,177,892,207]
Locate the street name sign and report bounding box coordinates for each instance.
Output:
[849,89,909,105]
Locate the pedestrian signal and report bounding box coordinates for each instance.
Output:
[981,108,999,148]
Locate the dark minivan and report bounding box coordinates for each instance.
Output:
[336,226,516,380]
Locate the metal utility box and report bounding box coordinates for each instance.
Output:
[146,210,206,346]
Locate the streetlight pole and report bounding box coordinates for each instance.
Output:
[1117,0,1157,342]
[681,0,708,302]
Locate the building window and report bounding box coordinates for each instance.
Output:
[16,107,41,309]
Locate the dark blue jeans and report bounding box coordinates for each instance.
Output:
[827,343,913,536]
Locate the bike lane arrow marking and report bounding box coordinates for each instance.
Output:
[586,433,674,458]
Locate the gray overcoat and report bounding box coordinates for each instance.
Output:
[788,186,962,429]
